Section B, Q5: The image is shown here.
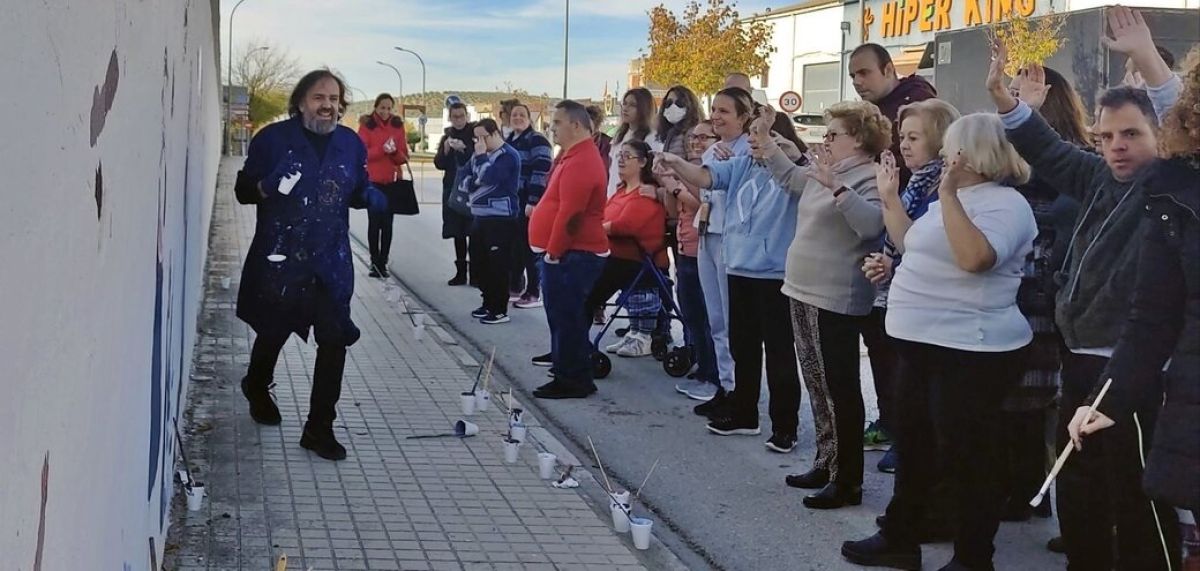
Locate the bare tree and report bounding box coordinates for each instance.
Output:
[233,40,302,126]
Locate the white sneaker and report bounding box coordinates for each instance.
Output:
[605,336,631,354]
[616,332,653,358]
[675,379,708,396]
[514,295,543,309]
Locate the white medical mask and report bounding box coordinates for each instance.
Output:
[663,103,686,125]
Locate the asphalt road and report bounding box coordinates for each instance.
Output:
[348,163,1065,571]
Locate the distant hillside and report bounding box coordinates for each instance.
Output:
[346,90,557,119]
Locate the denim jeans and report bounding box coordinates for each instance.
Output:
[539,251,605,389]
[676,255,718,385]
[698,233,734,391]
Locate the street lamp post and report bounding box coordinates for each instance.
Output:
[226,0,251,156]
[394,47,427,149]
[563,0,570,100]
[375,61,404,106]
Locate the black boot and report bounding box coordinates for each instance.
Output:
[300,420,347,460]
[240,376,281,425]
[842,532,921,570]
[448,261,468,286]
[368,262,382,278]
[803,482,863,509]
[377,260,390,278]
[785,467,830,489]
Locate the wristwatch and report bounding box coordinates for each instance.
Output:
[833,186,850,199]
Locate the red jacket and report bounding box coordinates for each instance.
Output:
[357,113,409,184]
[605,184,667,266]
[528,140,608,258]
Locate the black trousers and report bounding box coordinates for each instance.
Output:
[584,258,650,315]
[726,276,801,437]
[883,340,1024,566]
[472,218,518,315]
[861,306,897,434]
[1056,350,1181,571]
[509,216,540,297]
[367,211,394,267]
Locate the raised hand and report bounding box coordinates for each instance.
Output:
[986,39,1020,113]
[1016,63,1051,110]
[710,142,735,161]
[941,150,975,193]
[809,146,838,190]
[1102,6,1153,56]
[876,151,900,203]
[473,136,487,156]
[653,152,682,177]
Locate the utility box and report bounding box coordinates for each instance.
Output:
[930,6,1198,115]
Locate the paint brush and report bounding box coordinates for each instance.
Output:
[587,435,615,494]
[1031,378,1113,507]
[633,457,661,502]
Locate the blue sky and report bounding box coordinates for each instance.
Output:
[221,0,778,102]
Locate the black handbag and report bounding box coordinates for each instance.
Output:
[447,166,474,217]
[382,162,419,215]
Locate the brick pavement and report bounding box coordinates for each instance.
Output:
[164,159,651,571]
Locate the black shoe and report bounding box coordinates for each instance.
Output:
[877,445,898,474]
[533,380,596,400]
[470,306,489,319]
[706,416,761,436]
[299,421,347,461]
[448,262,468,286]
[531,352,552,367]
[803,482,863,509]
[1046,536,1065,554]
[694,389,732,418]
[785,467,830,489]
[240,376,282,425]
[378,264,390,278]
[841,532,921,570]
[368,263,382,278]
[765,433,797,453]
[480,312,510,324]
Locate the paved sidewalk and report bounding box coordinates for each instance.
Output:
[164,159,652,571]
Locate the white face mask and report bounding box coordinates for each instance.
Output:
[663,103,686,125]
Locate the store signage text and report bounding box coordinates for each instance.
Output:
[863,0,1037,39]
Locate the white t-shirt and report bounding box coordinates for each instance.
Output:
[886,181,1037,352]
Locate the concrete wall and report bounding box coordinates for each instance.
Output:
[0,1,221,569]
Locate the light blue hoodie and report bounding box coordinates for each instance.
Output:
[699,134,751,235]
[706,155,799,280]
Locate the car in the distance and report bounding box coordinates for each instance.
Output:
[791,113,827,146]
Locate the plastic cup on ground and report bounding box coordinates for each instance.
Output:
[537,452,557,480]
[453,420,479,437]
[460,392,476,416]
[630,517,653,549]
[221,277,231,289]
[503,439,520,464]
[509,423,527,443]
[612,490,631,506]
[611,502,631,533]
[475,389,491,412]
[186,483,205,512]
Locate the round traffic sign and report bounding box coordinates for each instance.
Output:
[779,91,803,113]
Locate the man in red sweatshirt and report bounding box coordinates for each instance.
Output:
[527,100,610,399]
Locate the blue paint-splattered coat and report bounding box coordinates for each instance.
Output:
[234,115,383,346]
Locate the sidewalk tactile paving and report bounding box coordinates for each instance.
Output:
[165,158,646,571]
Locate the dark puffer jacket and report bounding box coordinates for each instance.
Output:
[1098,156,1200,510]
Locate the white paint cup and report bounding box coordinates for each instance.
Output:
[453,420,479,437]
[611,502,631,533]
[503,439,520,464]
[612,490,631,506]
[460,392,476,416]
[221,277,231,289]
[186,483,205,512]
[509,423,527,443]
[630,517,653,549]
[537,452,557,480]
[475,389,491,412]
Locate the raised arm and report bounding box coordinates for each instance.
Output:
[654,152,712,190]
[1104,6,1176,104]
[877,152,915,251]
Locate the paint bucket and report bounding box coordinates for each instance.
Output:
[460,392,476,416]
[611,502,631,533]
[509,423,527,443]
[503,438,520,464]
[612,490,631,506]
[453,420,479,437]
[630,517,653,549]
[537,452,557,480]
[186,483,205,512]
[475,389,491,412]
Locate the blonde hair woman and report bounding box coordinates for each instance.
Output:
[843,113,1038,570]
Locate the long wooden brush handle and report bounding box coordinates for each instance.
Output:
[1033,378,1114,502]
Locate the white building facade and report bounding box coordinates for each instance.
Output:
[745,0,847,113]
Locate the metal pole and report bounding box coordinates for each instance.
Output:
[227,0,249,156]
[376,61,404,105]
[839,21,850,101]
[395,47,426,149]
[563,0,570,100]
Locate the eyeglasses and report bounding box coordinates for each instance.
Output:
[618,152,647,161]
[823,130,848,141]
[689,134,719,141]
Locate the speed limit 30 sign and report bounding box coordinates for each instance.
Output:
[778,91,803,113]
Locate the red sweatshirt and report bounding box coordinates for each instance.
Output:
[605,184,668,267]
[357,113,409,184]
[528,140,609,258]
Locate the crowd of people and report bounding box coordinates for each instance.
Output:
[232,5,1197,569]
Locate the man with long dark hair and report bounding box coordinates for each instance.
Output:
[233,69,385,461]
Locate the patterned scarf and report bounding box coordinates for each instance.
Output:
[882,158,944,258]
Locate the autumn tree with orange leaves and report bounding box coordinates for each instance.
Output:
[642,0,776,97]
